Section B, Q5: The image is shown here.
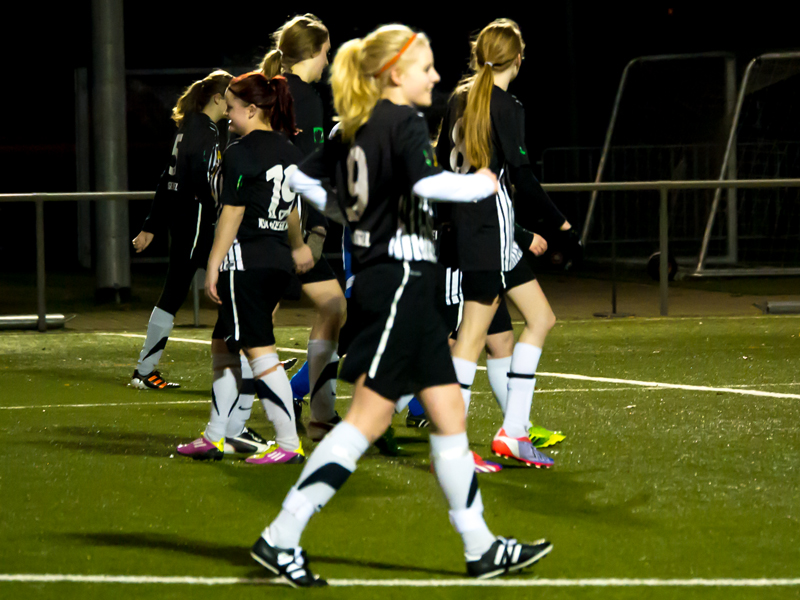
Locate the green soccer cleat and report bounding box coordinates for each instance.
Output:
[528,425,565,449]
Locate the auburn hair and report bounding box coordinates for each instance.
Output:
[260,14,329,78]
[330,24,429,142]
[454,19,525,169]
[227,72,297,136]
[172,70,232,126]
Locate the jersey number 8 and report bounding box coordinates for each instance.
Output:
[449,118,472,174]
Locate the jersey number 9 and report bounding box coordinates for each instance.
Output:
[346,146,368,221]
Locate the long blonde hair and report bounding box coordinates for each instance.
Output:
[454,19,525,169]
[330,25,429,142]
[171,70,232,127]
[260,14,329,78]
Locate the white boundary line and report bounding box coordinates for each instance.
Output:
[96,333,305,356]
[0,574,798,587]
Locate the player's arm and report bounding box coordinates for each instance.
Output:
[288,207,313,274]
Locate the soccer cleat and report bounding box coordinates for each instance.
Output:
[306,414,342,442]
[176,434,224,461]
[282,357,298,371]
[251,534,327,588]
[374,425,402,456]
[492,428,554,468]
[405,413,430,428]
[528,425,566,449]
[131,369,180,390]
[472,451,503,474]
[245,442,305,465]
[224,427,272,454]
[466,536,553,579]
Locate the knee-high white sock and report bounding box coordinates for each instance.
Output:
[430,432,495,558]
[137,307,174,375]
[206,353,242,443]
[486,356,512,415]
[502,343,542,438]
[267,421,369,548]
[226,355,255,438]
[250,353,300,452]
[307,340,338,423]
[452,357,477,416]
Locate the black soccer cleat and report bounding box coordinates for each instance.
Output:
[131,369,180,390]
[466,536,552,579]
[250,535,327,588]
[224,427,272,454]
[405,413,430,428]
[282,357,299,371]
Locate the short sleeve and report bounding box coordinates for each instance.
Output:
[396,112,441,186]
[219,143,247,207]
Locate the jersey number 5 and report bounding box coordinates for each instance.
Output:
[266,164,298,219]
[346,146,368,220]
[168,134,184,176]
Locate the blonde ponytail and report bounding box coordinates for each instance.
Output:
[330,25,428,142]
[259,14,329,77]
[454,19,525,169]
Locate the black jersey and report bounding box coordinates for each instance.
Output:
[143,112,221,244]
[219,130,305,272]
[285,73,328,237]
[300,100,441,273]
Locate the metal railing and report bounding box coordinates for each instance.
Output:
[3,180,800,331]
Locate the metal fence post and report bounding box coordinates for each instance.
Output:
[659,187,669,316]
[36,198,46,332]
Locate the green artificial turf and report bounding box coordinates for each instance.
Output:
[1,317,799,599]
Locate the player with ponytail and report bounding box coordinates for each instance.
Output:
[176,72,312,465]
[437,19,573,468]
[131,70,231,391]
[257,16,347,443]
[247,24,552,587]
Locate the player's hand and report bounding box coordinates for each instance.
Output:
[476,168,498,192]
[529,233,548,256]
[132,231,154,253]
[293,244,314,274]
[205,269,221,305]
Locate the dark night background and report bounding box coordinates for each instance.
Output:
[1,2,798,272]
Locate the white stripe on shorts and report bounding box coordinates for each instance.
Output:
[189,204,202,261]
[229,271,240,341]
[368,261,411,380]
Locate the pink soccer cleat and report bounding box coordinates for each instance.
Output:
[176,435,224,461]
[245,443,305,465]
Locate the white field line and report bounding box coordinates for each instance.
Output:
[0,574,799,587]
[96,333,304,355]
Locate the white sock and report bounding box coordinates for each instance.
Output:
[250,353,300,451]
[486,356,512,415]
[395,394,414,413]
[226,355,254,438]
[268,421,369,548]
[307,340,338,423]
[137,307,174,375]
[430,432,495,558]
[502,343,542,438]
[452,357,477,416]
[205,353,241,443]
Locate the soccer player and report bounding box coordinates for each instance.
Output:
[131,70,231,390]
[436,19,574,467]
[249,24,552,586]
[260,15,346,442]
[177,73,311,464]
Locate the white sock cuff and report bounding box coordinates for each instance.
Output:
[283,488,317,522]
[510,343,542,376]
[333,421,371,459]
[430,432,470,460]
[151,306,174,326]
[212,353,241,371]
[395,394,414,413]
[249,353,280,377]
[449,504,485,533]
[508,375,536,391]
[452,358,478,387]
[486,356,512,371]
[240,354,253,378]
[307,338,336,355]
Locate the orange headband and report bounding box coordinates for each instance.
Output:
[374,33,418,77]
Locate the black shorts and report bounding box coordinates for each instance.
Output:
[339,261,457,400]
[215,268,291,353]
[460,258,536,303]
[283,255,338,301]
[450,296,513,341]
[155,228,213,316]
